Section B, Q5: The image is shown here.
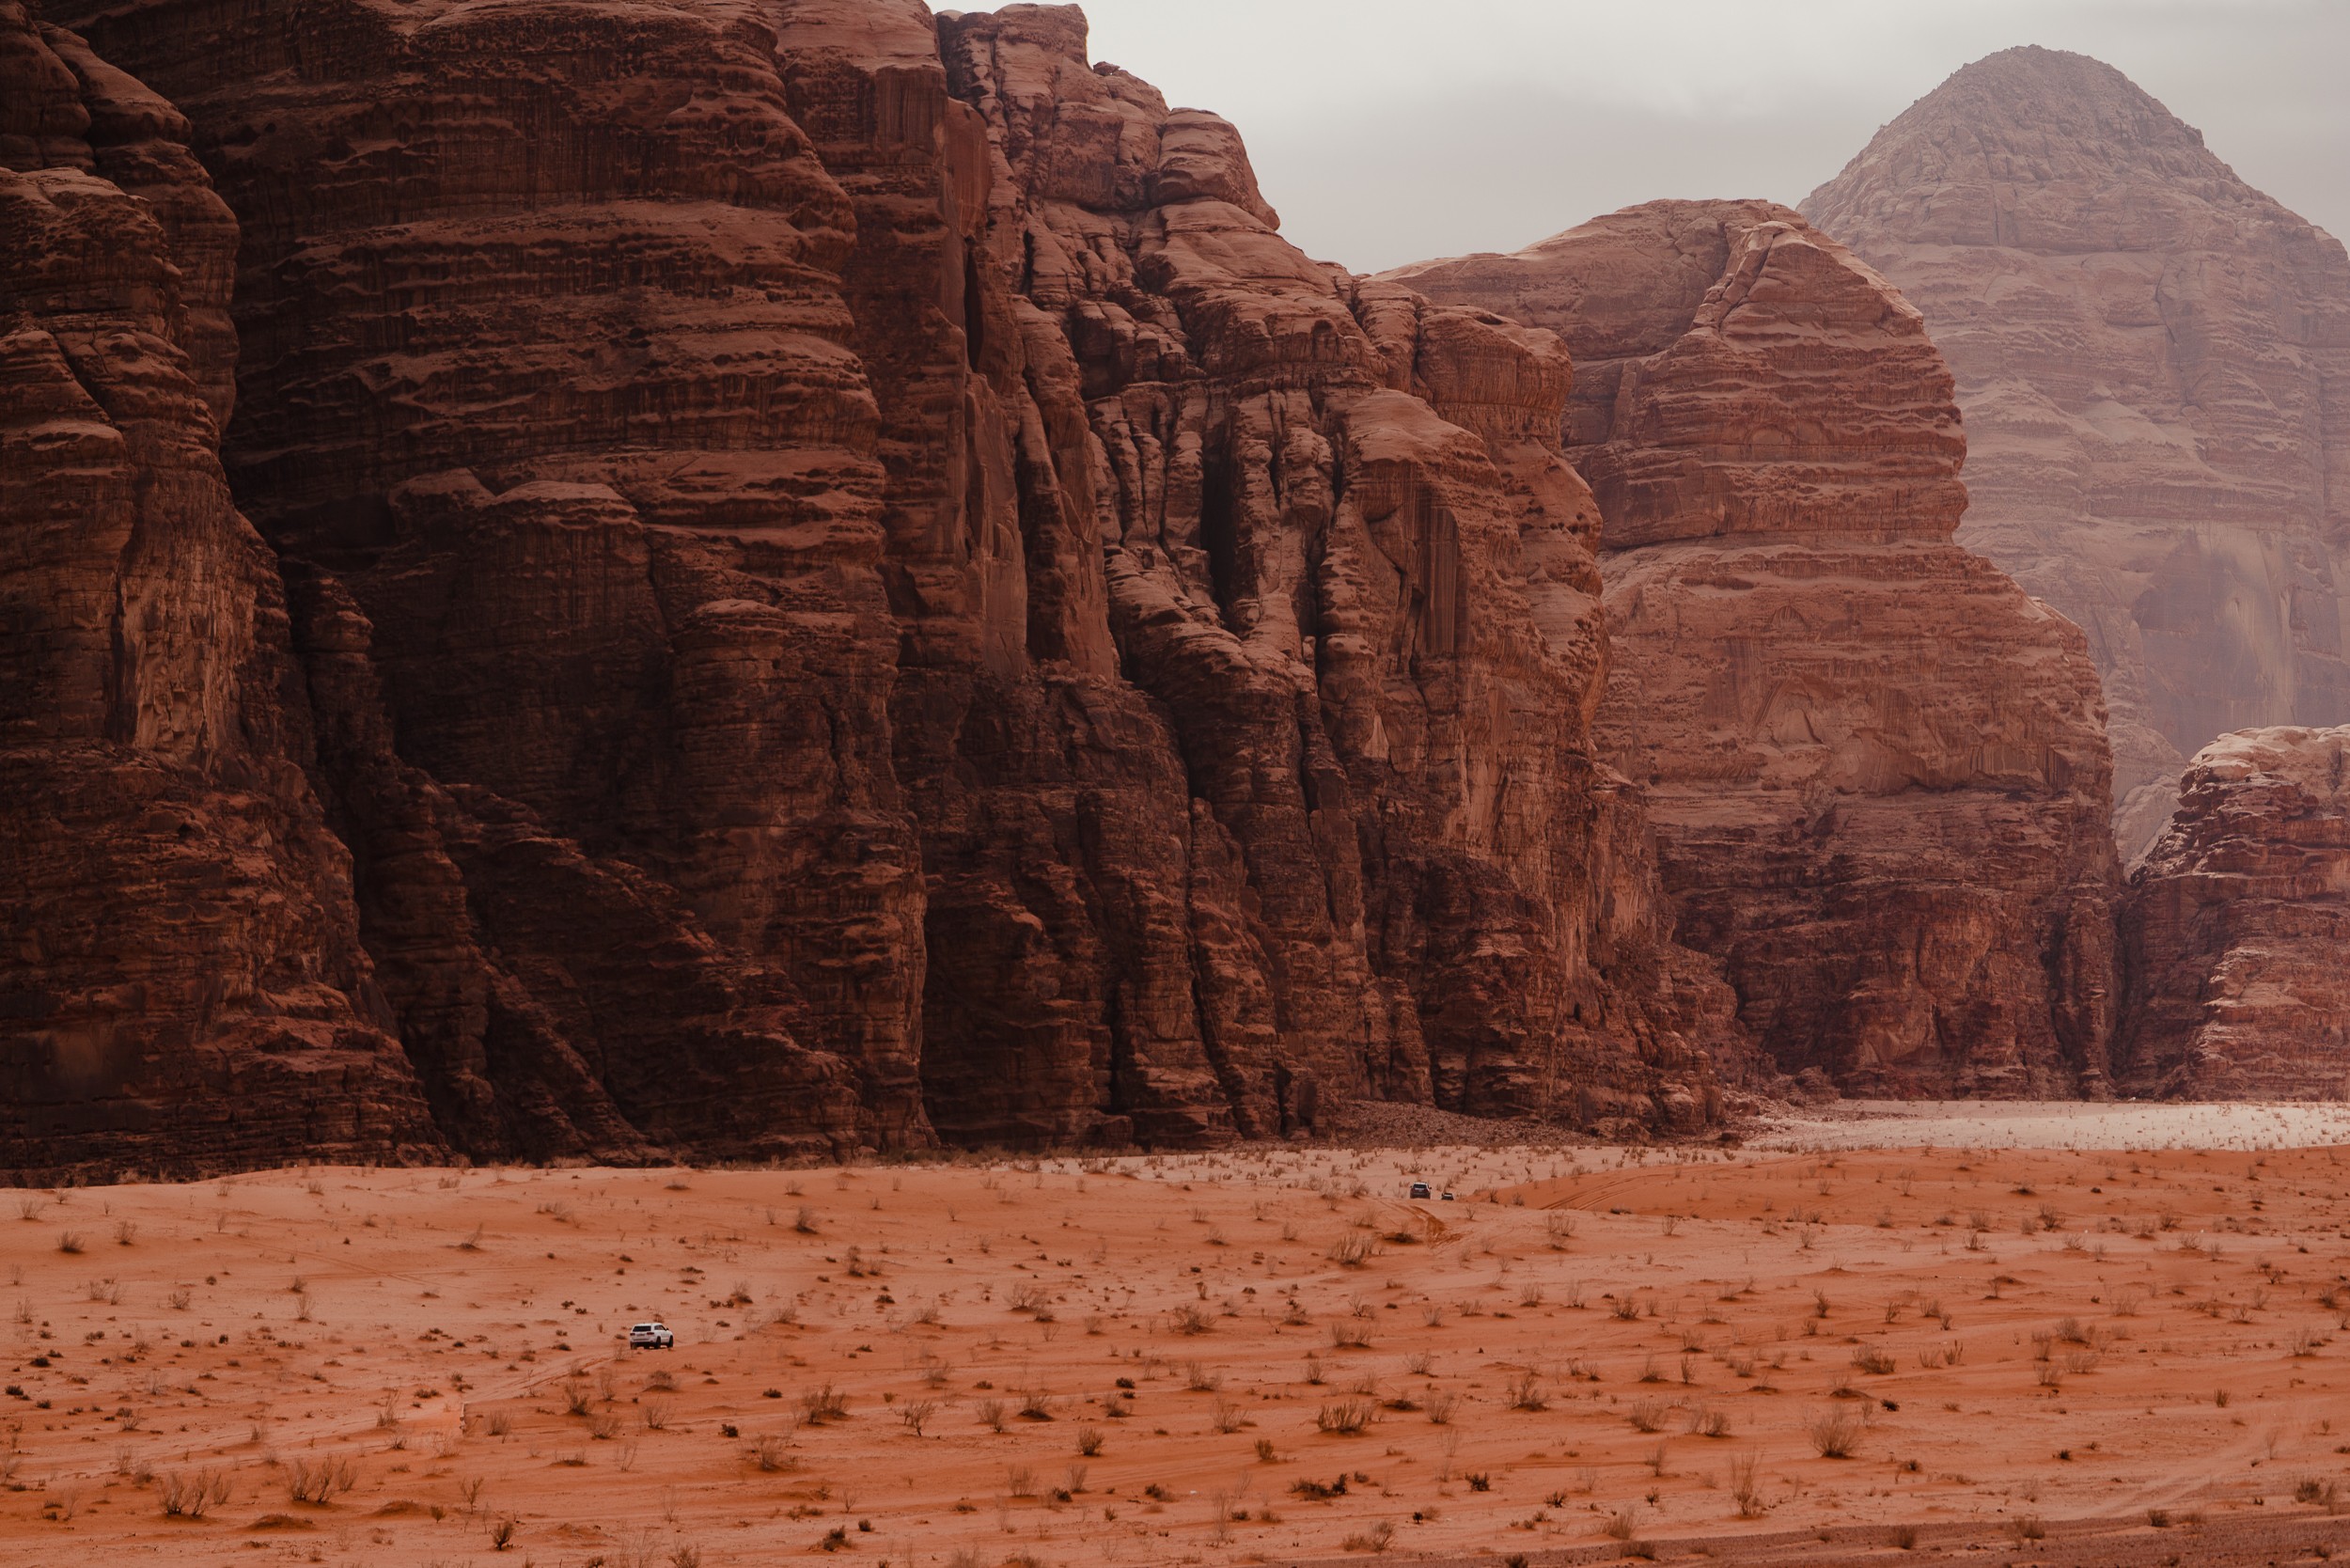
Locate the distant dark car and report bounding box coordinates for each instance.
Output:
[1408,1182,1432,1200]
[1440,1191,1456,1201]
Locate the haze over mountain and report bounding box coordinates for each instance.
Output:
[1806,45,2350,858]
[967,0,2350,274]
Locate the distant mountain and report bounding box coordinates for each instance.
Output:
[1805,45,2350,860]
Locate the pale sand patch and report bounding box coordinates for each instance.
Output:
[1752,1100,2350,1152]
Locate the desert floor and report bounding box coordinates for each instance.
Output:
[3,1106,2350,1566]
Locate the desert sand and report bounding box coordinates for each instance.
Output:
[4,1117,2350,1565]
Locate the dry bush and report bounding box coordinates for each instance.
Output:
[752,1435,791,1473]
[1626,1399,1668,1434]
[1507,1371,1547,1411]
[898,1399,936,1436]
[1851,1346,1895,1376]
[797,1384,848,1424]
[1328,1320,1371,1349]
[1809,1409,1864,1459]
[286,1456,357,1504]
[1730,1451,1766,1517]
[1314,1397,1375,1435]
[974,1398,1007,1433]
[158,1468,231,1518]
[1075,1425,1104,1456]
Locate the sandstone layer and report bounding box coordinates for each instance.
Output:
[0,1,442,1176]
[12,0,1741,1167]
[2119,726,2350,1098]
[1391,202,2122,1096]
[1803,47,2350,859]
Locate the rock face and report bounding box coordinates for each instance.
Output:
[13,0,1740,1168]
[2119,727,2350,1098]
[1391,201,2123,1096]
[1803,47,2350,860]
[0,1,443,1177]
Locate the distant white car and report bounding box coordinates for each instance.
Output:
[627,1322,674,1349]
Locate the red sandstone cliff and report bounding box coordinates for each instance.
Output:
[1391,202,2123,1097]
[1803,48,2350,861]
[2119,727,2350,1098]
[8,0,1742,1168]
[0,1,444,1175]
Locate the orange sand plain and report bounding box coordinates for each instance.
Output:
[3,1137,2350,1566]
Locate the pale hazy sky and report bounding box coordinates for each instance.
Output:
[932,0,2349,273]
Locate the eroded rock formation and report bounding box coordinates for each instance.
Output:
[1392,202,2123,1096]
[2119,727,2350,1098]
[0,1,441,1176]
[9,0,1741,1168]
[1803,47,2350,859]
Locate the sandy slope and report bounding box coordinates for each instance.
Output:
[2,1134,2348,1565]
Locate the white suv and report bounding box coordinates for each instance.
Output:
[627,1322,674,1349]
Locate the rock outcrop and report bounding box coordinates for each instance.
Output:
[2119,727,2350,1098]
[1391,201,2123,1096]
[0,1,442,1177]
[12,0,1741,1168]
[1803,47,2350,859]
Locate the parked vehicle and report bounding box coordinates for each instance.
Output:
[1408,1181,1432,1200]
[627,1322,674,1349]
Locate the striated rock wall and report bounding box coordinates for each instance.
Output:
[0,1,442,1176]
[14,0,1742,1166]
[49,0,925,1164]
[2119,727,2350,1098]
[1803,47,2350,860]
[1392,202,2122,1096]
[917,8,1745,1137]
